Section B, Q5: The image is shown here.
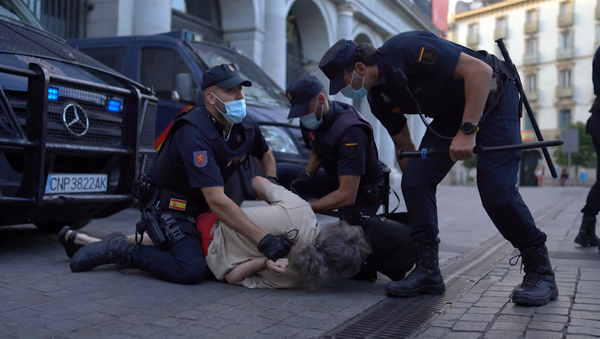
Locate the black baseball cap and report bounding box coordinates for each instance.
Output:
[318,39,358,95]
[285,75,324,119]
[201,63,252,90]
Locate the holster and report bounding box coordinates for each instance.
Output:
[480,51,520,117]
[360,181,388,206]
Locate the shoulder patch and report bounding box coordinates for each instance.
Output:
[193,151,208,168]
[418,46,437,64]
[345,143,359,158]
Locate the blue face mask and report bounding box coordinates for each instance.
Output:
[211,93,247,124]
[340,70,368,99]
[300,103,324,130]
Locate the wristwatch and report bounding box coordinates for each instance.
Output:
[460,121,479,134]
[266,176,280,185]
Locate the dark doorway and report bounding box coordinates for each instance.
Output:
[520,150,542,186]
[286,11,309,88]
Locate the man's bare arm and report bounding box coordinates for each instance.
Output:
[202,187,266,244]
[310,175,361,213]
[305,150,322,174]
[391,124,416,171]
[453,52,493,126]
[225,258,264,286]
[258,147,277,177]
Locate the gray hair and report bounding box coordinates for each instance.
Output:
[291,220,372,288]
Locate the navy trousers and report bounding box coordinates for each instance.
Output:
[401,81,547,249]
[581,114,600,216]
[277,163,381,221]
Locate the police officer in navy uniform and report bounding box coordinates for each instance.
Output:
[318,31,558,306]
[69,64,292,284]
[574,44,600,249]
[278,75,415,281]
[277,75,387,223]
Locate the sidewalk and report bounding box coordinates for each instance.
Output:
[416,187,600,339]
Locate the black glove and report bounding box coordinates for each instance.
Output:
[266,175,281,186]
[290,171,311,196]
[257,234,293,261]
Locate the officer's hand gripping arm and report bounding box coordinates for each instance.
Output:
[305,150,321,174]
[202,186,293,261]
[258,147,277,177]
[310,175,361,213]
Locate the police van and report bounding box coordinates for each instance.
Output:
[0,0,158,231]
[67,30,308,205]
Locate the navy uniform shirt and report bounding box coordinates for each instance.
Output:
[591,45,600,113]
[166,108,269,200]
[369,31,486,136]
[301,101,371,187]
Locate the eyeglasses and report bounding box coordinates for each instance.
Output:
[284,228,299,241]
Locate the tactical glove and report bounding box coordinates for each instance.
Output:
[290,171,311,198]
[258,234,293,261]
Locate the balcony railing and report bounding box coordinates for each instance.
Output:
[523,53,539,66]
[494,27,507,40]
[555,85,574,99]
[557,47,574,60]
[557,12,574,28]
[467,33,479,47]
[525,89,539,101]
[524,20,539,35]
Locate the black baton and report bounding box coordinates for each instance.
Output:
[495,38,559,178]
[397,140,564,159]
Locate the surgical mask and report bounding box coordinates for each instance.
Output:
[300,103,324,130]
[340,70,368,99]
[211,93,247,124]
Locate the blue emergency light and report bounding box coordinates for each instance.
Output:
[107,99,121,112]
[48,87,59,101]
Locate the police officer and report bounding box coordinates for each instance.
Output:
[574,44,600,249]
[318,31,558,306]
[68,64,293,284]
[277,75,387,223]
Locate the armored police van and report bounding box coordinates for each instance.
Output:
[67,30,308,205]
[0,1,158,231]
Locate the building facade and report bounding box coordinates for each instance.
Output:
[21,0,442,186]
[448,0,599,185]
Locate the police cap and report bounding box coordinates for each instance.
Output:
[201,63,252,90]
[318,39,358,95]
[285,75,324,119]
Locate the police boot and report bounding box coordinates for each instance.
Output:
[574,214,599,247]
[385,243,445,297]
[70,232,134,272]
[512,245,559,306]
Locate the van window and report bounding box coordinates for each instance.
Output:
[141,47,195,99]
[79,47,127,73]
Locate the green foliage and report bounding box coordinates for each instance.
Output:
[462,155,478,170]
[553,122,597,168]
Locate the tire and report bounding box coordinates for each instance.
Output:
[34,219,91,233]
[225,170,246,206]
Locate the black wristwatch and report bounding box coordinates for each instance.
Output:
[460,121,479,134]
[266,175,280,184]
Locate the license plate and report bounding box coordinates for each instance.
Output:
[44,174,108,194]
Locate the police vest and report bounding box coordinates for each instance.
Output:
[150,105,256,197]
[305,101,382,187]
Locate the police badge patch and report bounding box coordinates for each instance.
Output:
[193,151,208,168]
[417,46,437,64]
[345,143,358,158]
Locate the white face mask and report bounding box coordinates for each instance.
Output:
[340,70,368,99]
[300,102,324,130]
[211,93,247,124]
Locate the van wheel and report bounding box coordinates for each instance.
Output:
[34,219,91,233]
[225,171,246,206]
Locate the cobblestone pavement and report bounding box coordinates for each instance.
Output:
[0,186,596,338]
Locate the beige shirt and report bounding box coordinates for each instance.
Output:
[205,184,319,289]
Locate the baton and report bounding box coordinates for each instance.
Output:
[397,140,564,159]
[495,38,559,178]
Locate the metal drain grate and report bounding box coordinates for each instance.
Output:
[322,277,475,339]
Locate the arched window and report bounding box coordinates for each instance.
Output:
[171,0,221,27]
[286,11,309,87]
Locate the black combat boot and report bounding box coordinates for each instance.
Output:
[70,232,134,272]
[385,243,446,297]
[512,245,559,306]
[574,214,599,247]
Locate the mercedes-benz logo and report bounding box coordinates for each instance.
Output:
[62,103,89,136]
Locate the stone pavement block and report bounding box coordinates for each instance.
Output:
[252,296,289,308]
[273,302,311,314]
[459,313,495,322]
[195,302,232,313]
[292,328,327,338]
[473,301,506,308]
[443,332,483,339]
[501,305,536,316]
[569,318,600,329]
[483,291,512,298]
[154,316,190,328]
[567,325,600,336]
[121,323,170,337]
[2,306,42,320]
[573,303,600,312]
[90,319,134,334]
[216,292,264,306]
[9,327,65,339]
[466,307,499,315]
[0,301,28,312]
[120,312,160,325]
[429,319,456,328]
[525,331,565,339]
[533,313,569,323]
[65,326,111,339]
[484,330,523,338]
[5,315,54,330]
[420,326,448,337]
[459,294,482,303]
[100,305,137,317]
[436,313,463,322]
[172,324,215,336]
[491,320,528,331]
[192,315,235,330]
[45,319,89,332]
[177,309,213,321]
[217,308,255,321]
[238,315,279,330]
[298,310,330,320]
[495,314,530,323]
[229,302,271,314]
[262,324,302,337]
[452,320,489,331]
[243,333,281,339]
[452,302,474,308]
[488,285,515,292]
[261,309,294,321]
[103,334,142,339]
[219,324,259,337]
[535,307,570,315]
[445,307,468,315]
[528,321,567,332]
[570,310,600,321]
